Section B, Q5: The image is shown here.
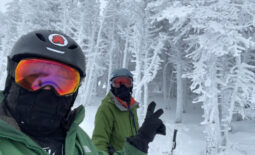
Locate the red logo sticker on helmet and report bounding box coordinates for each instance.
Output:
[53,35,64,44]
[48,34,68,47]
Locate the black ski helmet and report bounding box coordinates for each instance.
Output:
[8,30,86,78]
[110,68,133,81]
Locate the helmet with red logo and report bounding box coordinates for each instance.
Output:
[8,30,86,78]
[110,68,133,81]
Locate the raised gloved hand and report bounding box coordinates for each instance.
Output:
[127,101,166,153]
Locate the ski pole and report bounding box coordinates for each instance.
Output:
[170,129,178,155]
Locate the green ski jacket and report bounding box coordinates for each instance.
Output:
[92,92,139,153]
[0,92,145,155]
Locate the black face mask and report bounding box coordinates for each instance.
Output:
[5,81,76,137]
[111,85,132,103]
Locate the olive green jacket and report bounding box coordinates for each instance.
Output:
[0,92,145,155]
[92,92,139,153]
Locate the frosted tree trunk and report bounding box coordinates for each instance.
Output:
[133,1,146,104]
[122,35,129,68]
[227,56,241,125]
[204,55,221,155]
[219,56,242,152]
[106,32,115,94]
[175,61,183,123]
[163,62,170,108]
[80,27,96,105]
[133,39,143,103]
[182,78,187,113]
[169,71,175,98]
[218,99,228,153]
[82,15,104,105]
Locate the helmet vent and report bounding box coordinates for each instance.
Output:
[36,33,46,42]
[68,44,78,49]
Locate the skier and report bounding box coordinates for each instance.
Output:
[92,68,140,154]
[0,30,166,155]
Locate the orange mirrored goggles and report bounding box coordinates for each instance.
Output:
[15,58,81,96]
[111,76,133,88]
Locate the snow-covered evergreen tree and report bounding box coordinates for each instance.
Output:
[121,0,164,117]
[147,0,255,154]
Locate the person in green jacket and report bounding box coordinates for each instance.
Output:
[92,68,140,154]
[0,30,166,155]
[92,68,166,155]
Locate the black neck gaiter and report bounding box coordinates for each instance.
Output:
[111,85,132,103]
[5,81,75,137]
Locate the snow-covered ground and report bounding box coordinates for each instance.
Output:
[79,95,255,155]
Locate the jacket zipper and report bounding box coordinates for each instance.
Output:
[128,105,137,135]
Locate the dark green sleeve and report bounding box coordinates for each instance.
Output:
[79,123,147,155]
[92,103,114,153]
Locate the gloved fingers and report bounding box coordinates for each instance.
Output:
[146,101,156,116]
[153,109,164,118]
[156,122,166,135]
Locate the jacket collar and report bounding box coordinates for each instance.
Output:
[0,100,20,131]
[110,92,138,111]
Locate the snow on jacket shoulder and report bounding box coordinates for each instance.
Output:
[0,91,145,155]
[92,92,139,153]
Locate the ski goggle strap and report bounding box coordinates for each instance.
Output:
[15,58,80,96]
[111,76,133,88]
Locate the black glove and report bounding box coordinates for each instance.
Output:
[127,101,166,153]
